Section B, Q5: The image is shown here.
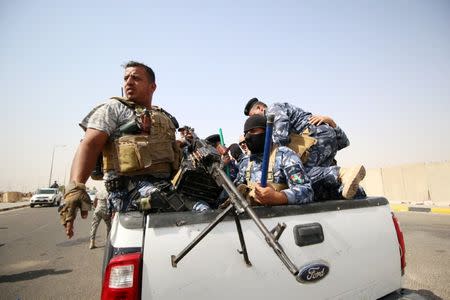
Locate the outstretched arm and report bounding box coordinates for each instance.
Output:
[70,128,109,183]
[62,128,109,239]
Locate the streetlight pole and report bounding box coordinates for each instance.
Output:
[48,144,66,187]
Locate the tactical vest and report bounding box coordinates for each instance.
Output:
[287,128,317,163]
[245,147,288,193]
[102,97,181,177]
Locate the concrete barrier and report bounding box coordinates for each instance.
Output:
[2,192,22,203]
[360,168,383,197]
[360,161,449,206]
[426,161,450,206]
[402,163,429,204]
[380,167,406,202]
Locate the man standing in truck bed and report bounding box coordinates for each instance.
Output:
[59,61,181,238]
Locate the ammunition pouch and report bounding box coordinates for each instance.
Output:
[287,128,317,163]
[102,102,181,177]
[115,134,154,173]
[105,177,127,193]
[91,153,104,181]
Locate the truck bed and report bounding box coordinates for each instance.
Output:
[118,197,402,299]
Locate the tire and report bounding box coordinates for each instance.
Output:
[30,204,34,208]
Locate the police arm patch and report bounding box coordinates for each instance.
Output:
[285,165,305,184]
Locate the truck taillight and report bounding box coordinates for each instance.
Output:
[391,212,406,275]
[102,252,141,300]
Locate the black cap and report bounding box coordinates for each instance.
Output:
[177,125,191,132]
[244,97,259,116]
[205,134,221,146]
[244,114,267,133]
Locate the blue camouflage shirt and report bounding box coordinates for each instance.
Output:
[267,102,349,150]
[234,146,314,205]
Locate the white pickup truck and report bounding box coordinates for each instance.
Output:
[100,175,421,300]
[29,188,62,207]
[99,135,427,300]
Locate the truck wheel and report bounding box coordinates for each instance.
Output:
[30,204,34,208]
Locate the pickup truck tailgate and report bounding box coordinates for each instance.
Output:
[141,197,401,299]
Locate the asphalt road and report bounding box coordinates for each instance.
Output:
[0,206,106,300]
[397,212,450,300]
[0,207,449,300]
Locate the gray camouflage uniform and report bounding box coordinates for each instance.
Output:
[234,146,314,205]
[80,98,175,213]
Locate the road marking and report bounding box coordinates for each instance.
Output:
[390,204,408,212]
[391,204,450,215]
[430,207,450,215]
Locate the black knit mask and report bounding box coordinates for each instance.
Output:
[245,132,265,154]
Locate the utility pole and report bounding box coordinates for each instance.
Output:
[48,145,66,187]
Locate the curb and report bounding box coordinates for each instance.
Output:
[390,204,450,215]
[0,204,30,212]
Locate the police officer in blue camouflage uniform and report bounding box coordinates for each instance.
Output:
[244,98,366,200]
[235,115,314,205]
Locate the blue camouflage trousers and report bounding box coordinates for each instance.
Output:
[308,166,366,201]
[303,125,365,200]
[303,124,339,172]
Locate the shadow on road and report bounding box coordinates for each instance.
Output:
[0,269,72,283]
[56,236,90,247]
[417,289,444,300]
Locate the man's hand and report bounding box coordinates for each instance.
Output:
[308,115,337,128]
[59,182,91,239]
[254,184,288,205]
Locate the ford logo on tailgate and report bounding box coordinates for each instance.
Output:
[296,261,330,283]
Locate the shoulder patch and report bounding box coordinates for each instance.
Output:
[285,165,306,184]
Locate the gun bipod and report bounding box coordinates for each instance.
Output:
[171,203,251,267]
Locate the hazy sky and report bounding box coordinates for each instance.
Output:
[1,0,449,192]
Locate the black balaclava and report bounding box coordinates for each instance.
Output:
[244,115,267,154]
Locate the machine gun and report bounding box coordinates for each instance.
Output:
[171,137,301,280]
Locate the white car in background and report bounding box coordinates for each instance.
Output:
[88,191,96,205]
[30,188,62,208]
